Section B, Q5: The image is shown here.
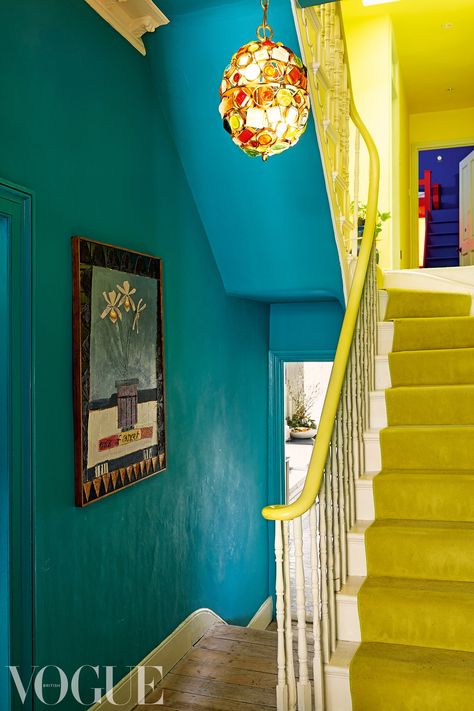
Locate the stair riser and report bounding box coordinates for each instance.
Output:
[386,387,474,426]
[426,234,459,249]
[348,535,367,577]
[425,246,460,260]
[336,596,361,643]
[366,527,474,582]
[425,257,460,267]
[375,474,474,522]
[431,209,459,222]
[359,587,474,654]
[428,222,458,235]
[376,322,393,356]
[381,428,474,470]
[325,672,352,711]
[378,290,387,321]
[355,479,375,520]
[369,391,387,429]
[364,432,381,473]
[389,349,474,387]
[375,356,390,390]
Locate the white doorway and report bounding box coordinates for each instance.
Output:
[284,361,333,504]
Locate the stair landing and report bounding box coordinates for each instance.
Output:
[136,623,279,710]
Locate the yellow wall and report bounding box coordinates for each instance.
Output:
[343,13,410,269]
[398,71,410,267]
[410,106,474,145]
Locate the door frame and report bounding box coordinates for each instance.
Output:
[267,349,335,599]
[0,179,33,711]
[409,137,474,267]
[459,149,474,264]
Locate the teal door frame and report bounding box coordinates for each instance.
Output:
[0,180,33,711]
[267,349,335,606]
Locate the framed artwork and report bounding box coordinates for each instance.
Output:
[72,237,166,507]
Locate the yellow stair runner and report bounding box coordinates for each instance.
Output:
[350,288,474,711]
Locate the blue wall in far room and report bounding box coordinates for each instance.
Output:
[419,145,474,210]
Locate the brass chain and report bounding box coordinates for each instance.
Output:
[257,0,274,41]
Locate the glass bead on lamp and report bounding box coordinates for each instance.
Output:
[218,0,311,161]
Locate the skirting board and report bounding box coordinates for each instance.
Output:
[247,596,273,630]
[89,598,273,710]
[89,608,224,711]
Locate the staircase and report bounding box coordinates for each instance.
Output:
[349,285,474,710]
[425,208,460,267]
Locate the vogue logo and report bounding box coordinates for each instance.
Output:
[8,665,164,706]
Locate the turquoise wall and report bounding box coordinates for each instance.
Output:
[149,0,345,304]
[0,0,270,705]
[0,214,10,706]
[270,302,344,353]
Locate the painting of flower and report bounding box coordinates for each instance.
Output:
[72,237,166,507]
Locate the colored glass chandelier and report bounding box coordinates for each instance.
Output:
[218,0,311,161]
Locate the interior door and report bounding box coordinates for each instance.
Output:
[460,149,474,265]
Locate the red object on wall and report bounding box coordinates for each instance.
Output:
[419,170,440,217]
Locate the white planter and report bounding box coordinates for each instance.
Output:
[290,428,317,440]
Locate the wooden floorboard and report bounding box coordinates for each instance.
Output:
[135,687,273,710]
[135,623,279,710]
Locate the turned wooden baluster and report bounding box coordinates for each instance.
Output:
[282,521,297,711]
[293,516,312,710]
[310,503,325,710]
[275,522,289,711]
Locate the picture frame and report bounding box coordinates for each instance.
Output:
[72,236,166,507]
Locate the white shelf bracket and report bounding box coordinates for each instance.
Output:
[84,0,169,56]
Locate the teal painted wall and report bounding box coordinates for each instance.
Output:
[0,214,10,706]
[148,0,345,304]
[270,302,344,353]
[0,0,270,705]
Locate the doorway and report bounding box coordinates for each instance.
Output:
[0,182,33,711]
[412,141,474,268]
[284,361,333,504]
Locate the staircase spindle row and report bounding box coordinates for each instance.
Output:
[273,249,378,710]
[266,2,380,708]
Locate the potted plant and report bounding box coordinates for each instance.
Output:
[286,379,320,440]
[350,202,391,263]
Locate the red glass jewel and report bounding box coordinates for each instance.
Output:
[238,128,254,143]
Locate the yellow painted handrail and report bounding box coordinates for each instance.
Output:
[262,6,380,522]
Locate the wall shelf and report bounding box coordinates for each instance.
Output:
[85,0,169,56]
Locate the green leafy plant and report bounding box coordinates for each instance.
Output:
[286,378,319,430]
[351,202,391,238]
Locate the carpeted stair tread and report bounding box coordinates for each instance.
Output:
[384,288,472,320]
[365,519,474,582]
[392,316,474,352]
[358,576,474,654]
[350,642,474,711]
[380,425,474,470]
[385,385,474,426]
[352,286,474,709]
[374,469,474,521]
[388,347,474,386]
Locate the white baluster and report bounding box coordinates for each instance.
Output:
[310,503,325,711]
[319,485,330,664]
[293,516,312,710]
[324,460,337,653]
[330,437,342,592]
[336,407,347,584]
[275,521,289,711]
[283,521,297,711]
